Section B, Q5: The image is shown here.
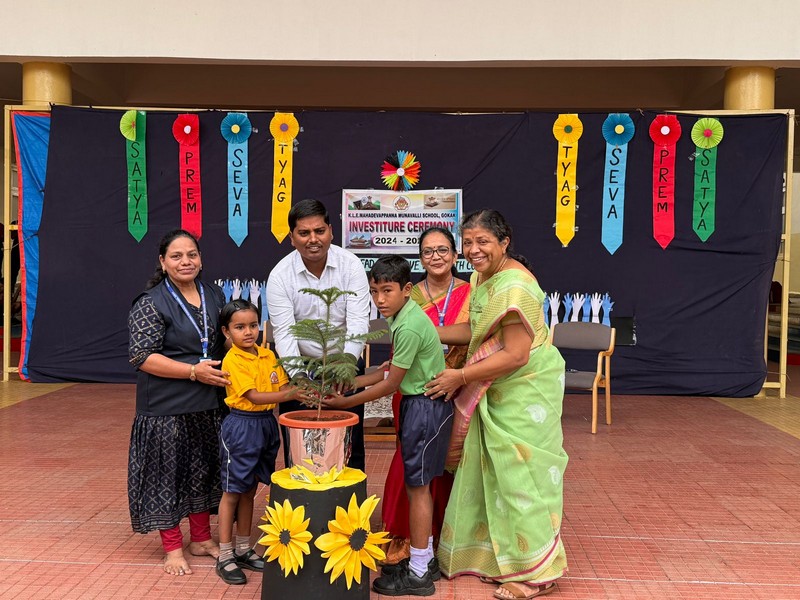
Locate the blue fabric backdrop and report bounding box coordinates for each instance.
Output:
[11,112,50,379]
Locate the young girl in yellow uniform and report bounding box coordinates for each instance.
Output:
[215,299,309,585]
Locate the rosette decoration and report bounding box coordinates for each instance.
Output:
[690,118,724,242]
[600,113,636,254]
[220,112,252,246]
[269,112,300,242]
[381,150,421,191]
[649,114,682,249]
[120,110,148,241]
[314,494,390,589]
[258,499,313,576]
[552,114,583,247]
[221,111,252,145]
[119,110,138,141]
[172,113,203,238]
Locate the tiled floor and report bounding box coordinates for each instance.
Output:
[1,369,800,599]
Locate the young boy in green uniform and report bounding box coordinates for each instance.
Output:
[326,254,453,596]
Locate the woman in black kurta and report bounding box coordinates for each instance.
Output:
[127,229,230,576]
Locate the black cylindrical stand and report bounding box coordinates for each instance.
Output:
[262,478,369,600]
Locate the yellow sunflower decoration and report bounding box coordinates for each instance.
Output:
[258,499,313,576]
[273,463,367,491]
[314,494,391,589]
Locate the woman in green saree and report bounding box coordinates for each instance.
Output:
[426,209,568,599]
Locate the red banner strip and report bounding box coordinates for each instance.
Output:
[173,114,202,239]
[649,115,681,250]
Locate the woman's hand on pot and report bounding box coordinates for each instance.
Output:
[333,379,355,395]
[323,393,354,409]
[425,369,461,401]
[194,360,231,387]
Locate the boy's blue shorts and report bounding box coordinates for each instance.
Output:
[220,409,280,493]
[399,394,454,487]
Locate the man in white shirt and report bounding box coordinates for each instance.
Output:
[267,199,370,470]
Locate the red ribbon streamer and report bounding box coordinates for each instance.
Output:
[650,115,681,249]
[173,114,202,239]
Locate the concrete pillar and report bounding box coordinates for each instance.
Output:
[22,62,72,107]
[724,66,775,110]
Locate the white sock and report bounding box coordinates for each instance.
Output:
[427,536,433,553]
[409,545,432,577]
[235,535,250,554]
[219,541,235,562]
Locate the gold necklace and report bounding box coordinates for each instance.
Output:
[477,254,508,286]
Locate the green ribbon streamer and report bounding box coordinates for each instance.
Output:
[693,146,716,242]
[126,112,148,241]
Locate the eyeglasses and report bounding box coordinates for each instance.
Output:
[421,246,452,259]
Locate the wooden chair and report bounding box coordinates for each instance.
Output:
[364,317,392,371]
[261,320,274,349]
[550,322,615,434]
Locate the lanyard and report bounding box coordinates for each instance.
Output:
[424,276,455,327]
[164,279,209,359]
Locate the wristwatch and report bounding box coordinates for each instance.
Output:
[189,364,197,382]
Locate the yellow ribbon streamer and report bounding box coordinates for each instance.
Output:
[552,114,583,247]
[270,113,300,242]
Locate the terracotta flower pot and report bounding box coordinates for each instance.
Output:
[279,410,359,474]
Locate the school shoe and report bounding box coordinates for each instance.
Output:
[380,556,441,581]
[215,556,247,585]
[372,561,435,596]
[235,548,265,572]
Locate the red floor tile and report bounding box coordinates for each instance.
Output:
[1,383,800,598]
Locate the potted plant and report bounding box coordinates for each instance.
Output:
[278,287,386,475]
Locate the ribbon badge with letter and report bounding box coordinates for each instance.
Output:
[172,114,202,239]
[120,110,147,242]
[220,112,252,246]
[552,114,583,247]
[690,118,724,242]
[600,113,635,254]
[649,114,681,249]
[269,112,300,242]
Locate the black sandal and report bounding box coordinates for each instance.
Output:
[381,557,441,581]
[235,548,266,572]
[215,556,247,585]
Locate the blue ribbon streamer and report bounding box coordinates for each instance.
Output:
[601,142,628,255]
[228,141,249,246]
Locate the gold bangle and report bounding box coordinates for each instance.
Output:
[189,364,197,382]
[461,368,467,385]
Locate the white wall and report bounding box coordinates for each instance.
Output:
[2,0,800,65]
[786,173,800,292]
